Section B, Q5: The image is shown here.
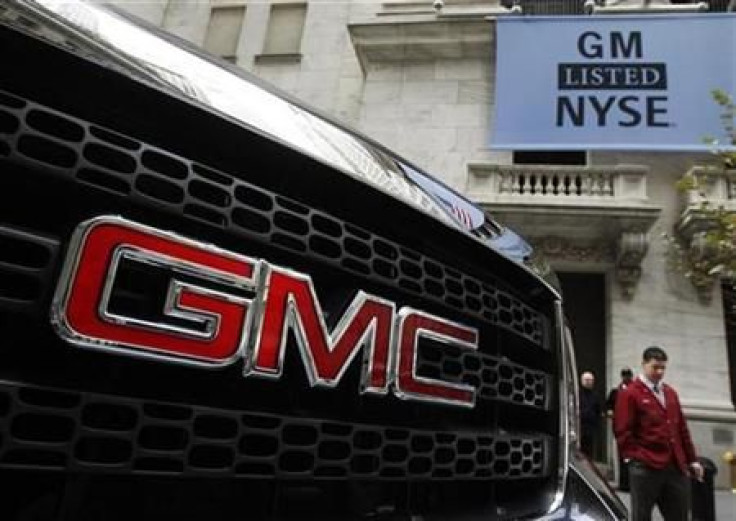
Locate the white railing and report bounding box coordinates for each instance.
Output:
[679,165,736,212]
[467,163,650,206]
[496,168,612,197]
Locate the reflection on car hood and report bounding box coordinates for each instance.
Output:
[7,0,459,227]
[487,228,533,264]
[5,0,548,284]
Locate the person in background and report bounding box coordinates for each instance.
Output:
[614,346,703,521]
[579,371,602,459]
[606,367,634,413]
[606,367,634,492]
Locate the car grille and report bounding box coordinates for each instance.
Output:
[0,89,545,349]
[0,221,550,413]
[0,71,559,517]
[0,381,550,480]
[0,223,59,314]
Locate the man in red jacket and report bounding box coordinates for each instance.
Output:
[614,346,704,521]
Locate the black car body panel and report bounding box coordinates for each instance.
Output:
[0,1,625,519]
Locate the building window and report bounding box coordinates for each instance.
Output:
[512,150,587,165]
[204,5,246,63]
[261,3,307,58]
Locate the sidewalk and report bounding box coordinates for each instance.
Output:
[615,489,736,520]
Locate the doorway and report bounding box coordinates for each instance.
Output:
[721,280,736,409]
[558,272,607,461]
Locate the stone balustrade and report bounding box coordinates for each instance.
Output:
[679,165,736,213]
[467,163,650,206]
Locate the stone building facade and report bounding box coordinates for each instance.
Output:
[110,0,736,486]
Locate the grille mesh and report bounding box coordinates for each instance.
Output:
[0,382,550,480]
[0,224,59,313]
[418,344,548,409]
[0,90,546,349]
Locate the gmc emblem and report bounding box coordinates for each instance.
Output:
[52,217,479,408]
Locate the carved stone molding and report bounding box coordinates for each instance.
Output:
[616,231,649,299]
[674,166,736,303]
[675,214,720,304]
[528,231,652,299]
[530,236,614,264]
[687,231,720,304]
[348,19,492,71]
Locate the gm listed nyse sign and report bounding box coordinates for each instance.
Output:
[557,31,669,128]
[492,14,736,151]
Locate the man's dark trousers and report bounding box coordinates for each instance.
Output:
[629,461,689,521]
[580,425,594,459]
[618,453,630,491]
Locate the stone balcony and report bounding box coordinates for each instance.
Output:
[347,1,513,69]
[675,166,736,302]
[348,17,493,69]
[468,162,652,207]
[676,165,736,245]
[467,163,662,297]
[678,165,736,215]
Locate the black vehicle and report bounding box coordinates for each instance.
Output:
[0,1,625,519]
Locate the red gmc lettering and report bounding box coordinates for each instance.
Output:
[246,265,395,395]
[53,217,479,407]
[395,309,478,407]
[57,219,257,365]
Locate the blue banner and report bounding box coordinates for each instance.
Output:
[492,14,736,151]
